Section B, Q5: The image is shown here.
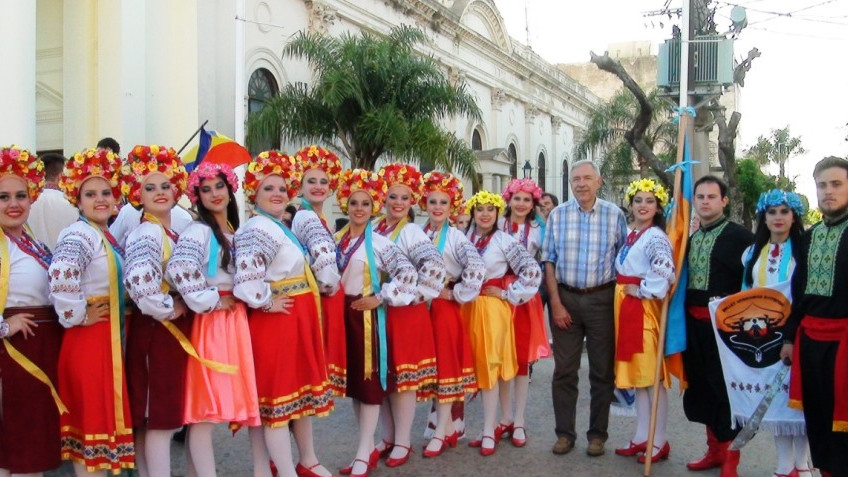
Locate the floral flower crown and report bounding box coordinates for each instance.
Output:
[294,145,343,191]
[59,147,123,206]
[120,144,188,208]
[420,171,465,218]
[756,189,806,216]
[465,190,506,215]
[337,168,388,215]
[625,178,669,206]
[0,145,45,201]
[243,150,303,204]
[377,163,424,205]
[185,162,239,205]
[502,178,542,202]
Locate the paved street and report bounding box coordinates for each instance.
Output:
[49,353,795,476]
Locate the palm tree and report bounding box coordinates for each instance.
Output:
[247,25,482,182]
[745,126,805,183]
[574,88,677,190]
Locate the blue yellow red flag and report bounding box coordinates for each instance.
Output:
[182,127,252,172]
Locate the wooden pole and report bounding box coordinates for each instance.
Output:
[176,119,209,155]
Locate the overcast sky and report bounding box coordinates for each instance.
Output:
[492,0,848,204]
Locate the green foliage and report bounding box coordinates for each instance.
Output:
[805,208,823,226]
[736,158,776,228]
[247,25,482,182]
[745,125,806,181]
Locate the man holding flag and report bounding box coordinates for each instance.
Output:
[682,175,752,477]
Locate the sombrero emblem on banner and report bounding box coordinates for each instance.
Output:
[714,288,790,368]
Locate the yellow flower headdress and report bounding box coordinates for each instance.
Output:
[336,169,388,215]
[625,178,669,206]
[465,190,506,215]
[243,150,303,204]
[59,148,123,206]
[120,144,189,208]
[0,145,45,201]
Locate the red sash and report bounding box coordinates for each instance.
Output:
[687,305,711,321]
[616,274,643,361]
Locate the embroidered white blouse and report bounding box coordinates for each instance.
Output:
[474,230,542,306]
[166,222,235,314]
[291,209,341,295]
[337,231,417,306]
[498,217,544,257]
[49,221,121,328]
[614,226,675,299]
[124,221,178,321]
[373,221,447,303]
[423,224,485,304]
[741,242,796,289]
[0,235,51,325]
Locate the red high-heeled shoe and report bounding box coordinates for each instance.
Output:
[423,436,447,458]
[445,431,458,448]
[615,440,648,457]
[495,422,514,440]
[376,439,394,458]
[511,426,528,447]
[295,463,336,477]
[349,458,371,477]
[385,444,413,467]
[339,449,379,475]
[637,442,671,464]
[480,435,498,457]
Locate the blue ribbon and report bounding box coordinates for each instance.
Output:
[436,221,449,255]
[364,222,388,390]
[741,239,794,290]
[534,213,546,243]
[671,106,697,123]
[255,208,307,255]
[208,234,220,278]
[664,160,701,173]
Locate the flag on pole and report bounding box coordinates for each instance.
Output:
[182,127,252,173]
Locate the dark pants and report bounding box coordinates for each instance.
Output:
[550,285,615,442]
[800,333,848,477]
[682,314,739,443]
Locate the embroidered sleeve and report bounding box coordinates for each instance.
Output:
[48,227,96,328]
[451,231,485,304]
[641,231,675,299]
[375,240,418,306]
[233,223,279,308]
[502,233,543,305]
[167,224,218,314]
[124,228,175,321]
[402,225,447,302]
[293,210,341,295]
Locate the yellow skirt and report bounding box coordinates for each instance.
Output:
[460,296,517,390]
[613,284,670,389]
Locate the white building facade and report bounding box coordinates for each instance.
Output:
[2,0,601,203]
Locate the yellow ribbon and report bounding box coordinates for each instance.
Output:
[0,232,68,414]
[362,262,375,379]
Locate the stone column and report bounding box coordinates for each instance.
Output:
[0,0,37,149]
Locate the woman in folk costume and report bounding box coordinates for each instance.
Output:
[333,169,417,477]
[0,146,64,476]
[49,147,134,475]
[738,189,809,477]
[461,191,543,457]
[233,151,337,477]
[165,162,260,477]
[496,178,552,447]
[292,145,347,397]
[418,171,484,457]
[611,179,675,463]
[371,163,446,468]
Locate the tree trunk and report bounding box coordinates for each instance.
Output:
[711,103,744,224]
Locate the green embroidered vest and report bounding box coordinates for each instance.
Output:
[688,220,729,291]
[806,219,848,297]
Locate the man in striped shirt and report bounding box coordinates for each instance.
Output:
[542,159,627,457]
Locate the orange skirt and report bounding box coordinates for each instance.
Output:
[248,292,333,427]
[427,298,477,402]
[387,302,438,397]
[460,296,518,390]
[322,285,347,396]
[513,294,552,375]
[184,302,260,426]
[58,315,134,474]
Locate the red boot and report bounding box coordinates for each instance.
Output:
[719,449,739,477]
[686,427,727,471]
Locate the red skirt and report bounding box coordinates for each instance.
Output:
[58,305,134,474]
[125,307,191,430]
[513,294,552,375]
[387,302,438,397]
[248,292,333,427]
[0,307,63,473]
[344,295,396,404]
[322,285,347,396]
[427,298,477,402]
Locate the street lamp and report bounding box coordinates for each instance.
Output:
[522,160,532,179]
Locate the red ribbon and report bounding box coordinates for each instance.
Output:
[616,274,644,361]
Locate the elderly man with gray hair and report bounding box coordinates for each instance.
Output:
[541,159,627,457]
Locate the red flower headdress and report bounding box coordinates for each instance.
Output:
[185,162,239,205]
[419,171,465,219]
[377,163,424,205]
[0,145,45,201]
[293,145,343,191]
[59,147,123,206]
[243,150,303,203]
[120,144,188,208]
[502,178,543,202]
[336,169,388,215]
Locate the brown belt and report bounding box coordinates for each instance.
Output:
[4,306,57,323]
[558,281,615,295]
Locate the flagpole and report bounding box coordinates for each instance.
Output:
[644,0,691,474]
[176,119,210,155]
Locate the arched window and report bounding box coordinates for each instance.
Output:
[247,68,280,152]
[561,159,569,201]
[472,129,482,150]
[508,143,517,179]
[537,152,546,190]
